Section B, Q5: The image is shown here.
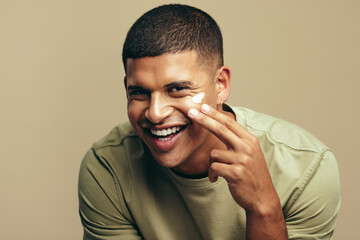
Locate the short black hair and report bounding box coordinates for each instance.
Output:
[122,4,223,72]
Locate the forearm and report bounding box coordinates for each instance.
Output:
[246,199,288,240]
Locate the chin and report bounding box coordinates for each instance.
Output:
[151,151,187,168]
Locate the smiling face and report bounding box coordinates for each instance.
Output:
[125,51,229,175]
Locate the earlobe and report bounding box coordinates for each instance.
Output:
[216,66,231,105]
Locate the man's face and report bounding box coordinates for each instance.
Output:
[125,51,220,173]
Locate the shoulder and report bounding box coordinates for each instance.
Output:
[92,121,140,153]
[79,121,148,211]
[78,122,147,235]
[89,121,145,168]
[231,106,328,153]
[231,106,340,236]
[79,121,147,195]
[230,105,339,200]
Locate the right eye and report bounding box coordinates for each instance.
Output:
[168,85,186,93]
[130,89,148,95]
[128,89,150,100]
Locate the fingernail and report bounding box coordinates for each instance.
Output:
[188,108,199,117]
[201,104,210,113]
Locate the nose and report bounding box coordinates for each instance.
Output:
[145,92,173,124]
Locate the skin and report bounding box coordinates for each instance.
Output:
[125,51,288,239]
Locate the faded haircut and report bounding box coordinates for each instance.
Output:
[122,4,223,73]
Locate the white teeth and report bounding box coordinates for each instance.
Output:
[159,137,171,142]
[151,126,182,137]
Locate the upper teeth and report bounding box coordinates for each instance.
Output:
[151,126,181,137]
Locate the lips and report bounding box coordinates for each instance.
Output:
[150,126,182,141]
[146,125,186,151]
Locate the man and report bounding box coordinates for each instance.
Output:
[78,4,340,240]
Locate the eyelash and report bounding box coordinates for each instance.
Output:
[129,89,149,96]
[128,85,189,101]
[167,85,187,93]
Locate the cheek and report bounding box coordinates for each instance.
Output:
[205,95,217,107]
[170,92,217,119]
[171,96,201,116]
[173,92,217,114]
[127,101,146,123]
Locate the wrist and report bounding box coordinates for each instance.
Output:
[245,196,288,240]
[246,194,283,220]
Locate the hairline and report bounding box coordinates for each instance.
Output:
[124,50,221,77]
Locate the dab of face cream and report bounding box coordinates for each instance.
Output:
[192,92,205,104]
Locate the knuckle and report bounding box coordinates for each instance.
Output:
[248,134,259,145]
[248,147,256,157]
[241,154,252,166]
[243,144,254,156]
[208,108,218,118]
[224,117,236,128]
[216,124,228,135]
[231,166,243,181]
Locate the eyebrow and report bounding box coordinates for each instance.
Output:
[127,85,149,91]
[164,80,197,89]
[127,80,198,91]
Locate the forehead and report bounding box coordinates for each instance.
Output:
[125,51,210,86]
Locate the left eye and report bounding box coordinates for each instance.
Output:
[168,86,185,92]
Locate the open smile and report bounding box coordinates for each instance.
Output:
[146,125,187,151]
[150,126,184,141]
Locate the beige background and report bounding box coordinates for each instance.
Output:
[1,0,359,239]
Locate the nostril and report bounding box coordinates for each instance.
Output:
[145,102,174,124]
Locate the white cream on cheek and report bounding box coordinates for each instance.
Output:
[191,92,205,104]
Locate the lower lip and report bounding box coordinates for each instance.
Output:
[150,127,185,152]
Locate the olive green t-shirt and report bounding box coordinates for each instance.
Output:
[78,106,340,239]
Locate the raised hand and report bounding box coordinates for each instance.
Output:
[188,104,288,239]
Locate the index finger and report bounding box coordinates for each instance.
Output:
[200,104,254,138]
[198,104,254,140]
[187,105,245,150]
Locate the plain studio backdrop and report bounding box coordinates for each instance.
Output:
[1,1,359,239]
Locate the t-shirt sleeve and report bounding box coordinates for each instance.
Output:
[285,150,341,240]
[78,148,142,240]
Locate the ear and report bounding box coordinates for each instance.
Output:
[215,66,231,105]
